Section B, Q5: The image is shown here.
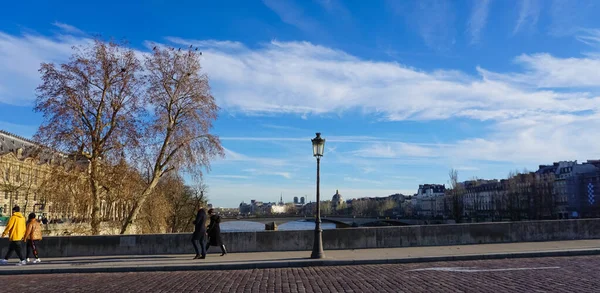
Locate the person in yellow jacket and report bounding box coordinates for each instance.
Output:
[1,206,27,266]
[24,212,43,263]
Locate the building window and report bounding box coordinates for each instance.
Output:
[15,191,18,201]
[3,191,7,200]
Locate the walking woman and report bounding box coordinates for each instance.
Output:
[192,208,207,259]
[24,213,42,263]
[206,208,227,256]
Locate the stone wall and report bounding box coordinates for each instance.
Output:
[2,219,599,257]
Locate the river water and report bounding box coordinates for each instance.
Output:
[220,220,337,232]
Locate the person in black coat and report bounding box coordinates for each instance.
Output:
[206,208,227,256]
[192,208,207,259]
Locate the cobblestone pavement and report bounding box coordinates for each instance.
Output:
[2,255,599,293]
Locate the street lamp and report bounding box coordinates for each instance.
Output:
[311,132,325,259]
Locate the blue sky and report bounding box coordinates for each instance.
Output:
[2,0,600,207]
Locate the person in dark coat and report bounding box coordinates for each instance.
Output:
[191,208,207,259]
[206,208,227,256]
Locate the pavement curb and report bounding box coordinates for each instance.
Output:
[1,248,599,275]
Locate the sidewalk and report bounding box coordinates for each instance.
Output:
[0,239,599,275]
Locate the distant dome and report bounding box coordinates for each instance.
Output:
[332,189,343,202]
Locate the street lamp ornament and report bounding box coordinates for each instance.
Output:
[312,132,325,157]
[311,132,325,259]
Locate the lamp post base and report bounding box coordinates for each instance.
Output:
[310,227,325,259]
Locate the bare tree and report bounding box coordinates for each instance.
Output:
[319,200,332,216]
[35,40,143,235]
[351,200,368,217]
[448,168,464,223]
[120,46,224,234]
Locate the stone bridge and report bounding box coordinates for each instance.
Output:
[220,216,428,228]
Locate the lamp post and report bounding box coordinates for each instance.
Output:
[311,132,325,259]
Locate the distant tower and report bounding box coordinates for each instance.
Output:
[331,190,343,210]
[279,193,284,205]
[294,197,299,204]
[300,196,306,205]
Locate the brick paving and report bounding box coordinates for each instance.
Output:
[1,255,599,293]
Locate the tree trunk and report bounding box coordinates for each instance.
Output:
[89,159,102,235]
[120,177,160,234]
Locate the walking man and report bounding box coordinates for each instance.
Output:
[192,208,207,259]
[1,206,27,266]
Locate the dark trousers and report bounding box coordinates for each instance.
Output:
[4,241,24,261]
[26,240,40,259]
[206,243,227,255]
[192,237,206,257]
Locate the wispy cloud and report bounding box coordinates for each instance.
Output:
[392,0,456,50]
[343,177,382,185]
[243,168,292,179]
[262,0,322,34]
[221,147,289,167]
[261,124,306,131]
[209,175,251,179]
[467,0,492,44]
[576,29,600,48]
[362,167,375,174]
[165,37,245,50]
[454,166,480,171]
[315,0,352,21]
[220,136,453,146]
[548,0,599,36]
[351,143,438,158]
[52,22,84,34]
[514,0,541,35]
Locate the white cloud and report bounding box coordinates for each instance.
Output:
[3,29,600,181]
[467,0,491,44]
[179,39,599,126]
[0,32,90,105]
[514,0,541,34]
[52,22,85,35]
[479,53,600,88]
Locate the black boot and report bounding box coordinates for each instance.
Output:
[220,245,227,256]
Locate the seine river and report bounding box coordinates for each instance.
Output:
[220,220,336,232]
